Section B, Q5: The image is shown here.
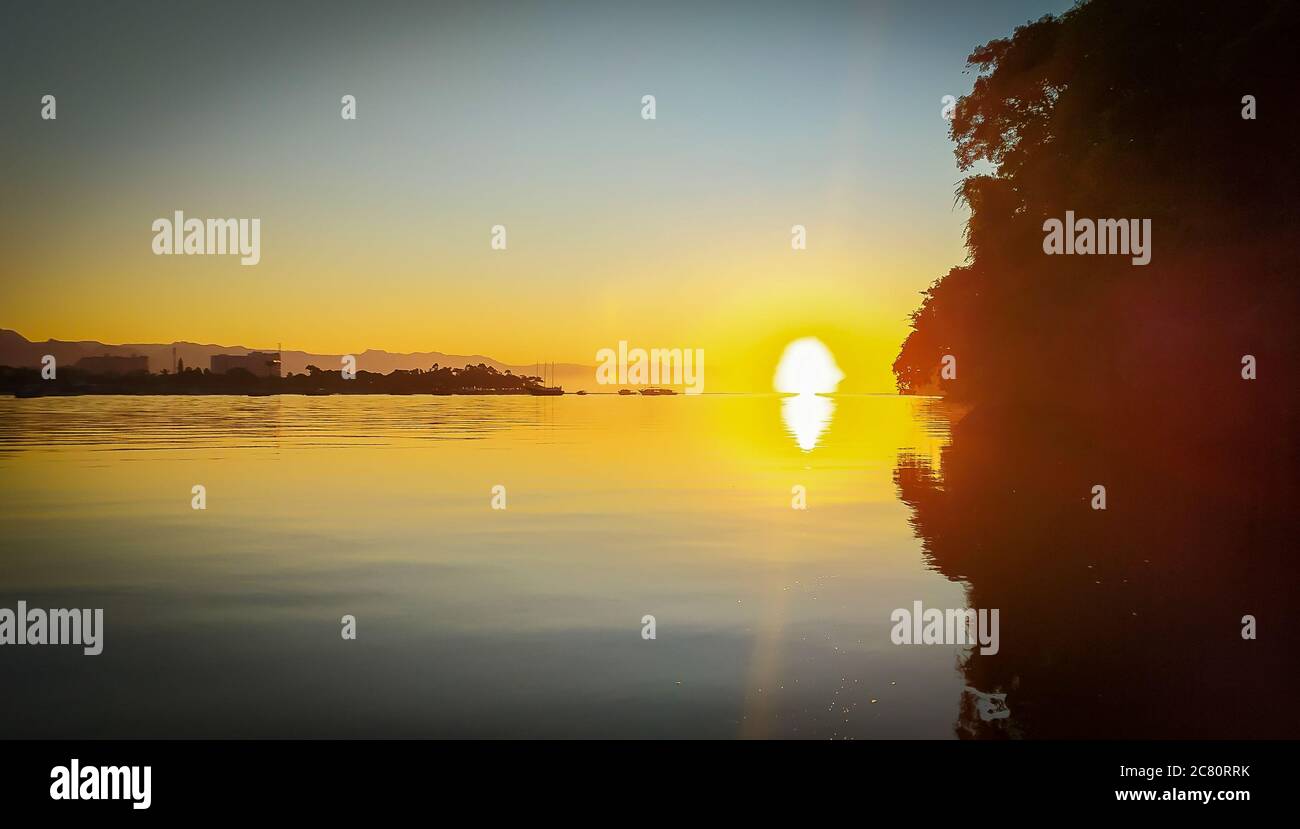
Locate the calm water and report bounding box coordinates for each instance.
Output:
[1,394,1295,738]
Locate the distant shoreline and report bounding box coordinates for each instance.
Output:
[0,364,570,398]
[4,390,575,398]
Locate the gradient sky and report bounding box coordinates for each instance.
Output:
[1,0,1071,391]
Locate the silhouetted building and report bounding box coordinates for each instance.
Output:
[75,355,149,375]
[210,352,281,378]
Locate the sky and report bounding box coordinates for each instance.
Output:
[0,0,1072,392]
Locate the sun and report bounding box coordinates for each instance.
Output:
[774,337,844,451]
[773,337,844,395]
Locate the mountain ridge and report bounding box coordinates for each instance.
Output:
[0,329,593,388]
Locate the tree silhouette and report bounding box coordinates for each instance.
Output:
[895,0,1300,420]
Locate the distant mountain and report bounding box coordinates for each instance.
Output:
[0,329,595,390]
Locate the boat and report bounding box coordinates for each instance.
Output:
[575,390,587,395]
[527,360,564,395]
[618,389,635,396]
[640,388,677,396]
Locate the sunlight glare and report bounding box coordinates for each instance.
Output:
[782,393,835,451]
[775,338,843,451]
[774,337,844,395]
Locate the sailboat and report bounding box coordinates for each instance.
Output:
[528,360,564,395]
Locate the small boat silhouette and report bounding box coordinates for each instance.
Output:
[639,387,677,396]
[528,360,563,395]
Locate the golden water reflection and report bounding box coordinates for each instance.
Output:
[0,394,960,738]
[780,393,835,452]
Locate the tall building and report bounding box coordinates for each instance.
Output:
[210,351,281,378]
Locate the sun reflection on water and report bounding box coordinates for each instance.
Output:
[774,337,844,452]
[781,392,836,451]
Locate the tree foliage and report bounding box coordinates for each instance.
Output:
[895,0,1300,417]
